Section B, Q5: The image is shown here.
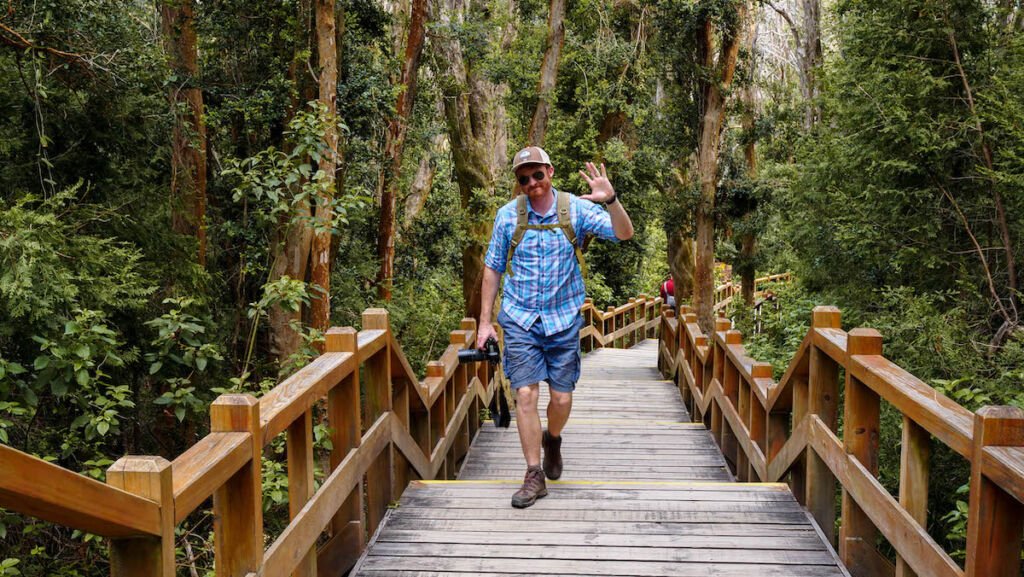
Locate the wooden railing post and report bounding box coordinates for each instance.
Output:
[807,306,840,544]
[287,403,316,577]
[840,328,887,576]
[362,308,393,537]
[749,361,772,482]
[107,456,174,577]
[322,327,364,573]
[896,414,930,577]
[583,298,594,352]
[965,406,1024,577]
[605,306,615,348]
[210,394,263,577]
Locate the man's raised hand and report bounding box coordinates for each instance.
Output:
[578,162,616,203]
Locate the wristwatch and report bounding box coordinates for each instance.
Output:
[605,194,618,206]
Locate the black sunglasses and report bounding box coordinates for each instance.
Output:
[517,170,547,186]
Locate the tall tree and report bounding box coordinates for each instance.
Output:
[766,0,822,128]
[160,0,208,265]
[268,0,316,363]
[527,0,567,146]
[311,0,339,341]
[377,0,430,300]
[435,0,513,318]
[739,16,759,306]
[693,2,749,330]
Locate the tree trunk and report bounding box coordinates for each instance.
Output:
[311,0,339,343]
[740,17,759,307]
[693,4,747,331]
[402,132,446,230]
[160,0,207,266]
[376,0,429,300]
[800,0,821,128]
[668,230,695,303]
[436,0,511,319]
[527,0,567,146]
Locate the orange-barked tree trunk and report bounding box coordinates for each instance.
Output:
[693,2,748,331]
[160,0,207,266]
[527,0,566,146]
[311,0,339,344]
[376,0,429,300]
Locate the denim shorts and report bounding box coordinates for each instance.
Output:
[498,310,582,393]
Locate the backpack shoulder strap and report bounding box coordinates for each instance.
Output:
[505,195,529,277]
[556,192,588,279]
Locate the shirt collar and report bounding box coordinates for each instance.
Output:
[526,188,558,218]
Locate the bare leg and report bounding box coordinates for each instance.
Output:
[515,383,542,467]
[546,389,573,437]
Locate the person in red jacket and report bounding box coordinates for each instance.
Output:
[660,277,676,309]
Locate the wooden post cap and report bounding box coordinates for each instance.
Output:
[362,308,390,331]
[679,305,692,314]
[325,327,358,352]
[811,306,841,328]
[847,328,883,356]
[974,406,1024,447]
[450,331,469,346]
[684,313,698,324]
[715,318,731,333]
[426,361,445,378]
[664,309,675,318]
[725,329,742,345]
[460,318,476,331]
[210,394,259,433]
[752,362,773,379]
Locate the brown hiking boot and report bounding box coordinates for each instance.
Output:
[542,430,563,480]
[511,465,547,508]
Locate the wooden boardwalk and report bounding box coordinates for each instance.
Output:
[352,341,850,576]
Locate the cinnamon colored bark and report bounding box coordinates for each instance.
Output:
[693,3,748,331]
[527,0,567,146]
[376,0,429,300]
[741,20,758,306]
[160,0,207,266]
[311,0,339,343]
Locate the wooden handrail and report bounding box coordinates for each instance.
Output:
[0,292,663,576]
[0,444,163,538]
[658,298,1024,577]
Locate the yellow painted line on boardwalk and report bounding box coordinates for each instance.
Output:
[534,419,704,426]
[415,480,788,488]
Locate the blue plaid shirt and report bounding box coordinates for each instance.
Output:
[484,189,618,336]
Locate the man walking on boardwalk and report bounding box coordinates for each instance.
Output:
[475,146,634,508]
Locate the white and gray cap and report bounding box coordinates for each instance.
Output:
[511,146,552,171]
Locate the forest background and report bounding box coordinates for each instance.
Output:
[1,0,1022,574]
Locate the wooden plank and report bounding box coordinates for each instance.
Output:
[262,413,392,577]
[392,506,813,523]
[356,556,846,576]
[367,542,837,565]
[848,355,973,458]
[807,416,961,577]
[362,309,393,538]
[0,444,161,538]
[172,431,251,524]
[260,352,355,445]
[382,517,817,536]
[375,529,827,549]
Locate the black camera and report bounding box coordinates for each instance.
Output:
[457,336,501,365]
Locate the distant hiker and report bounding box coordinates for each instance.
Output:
[475,146,634,508]
[660,277,676,310]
